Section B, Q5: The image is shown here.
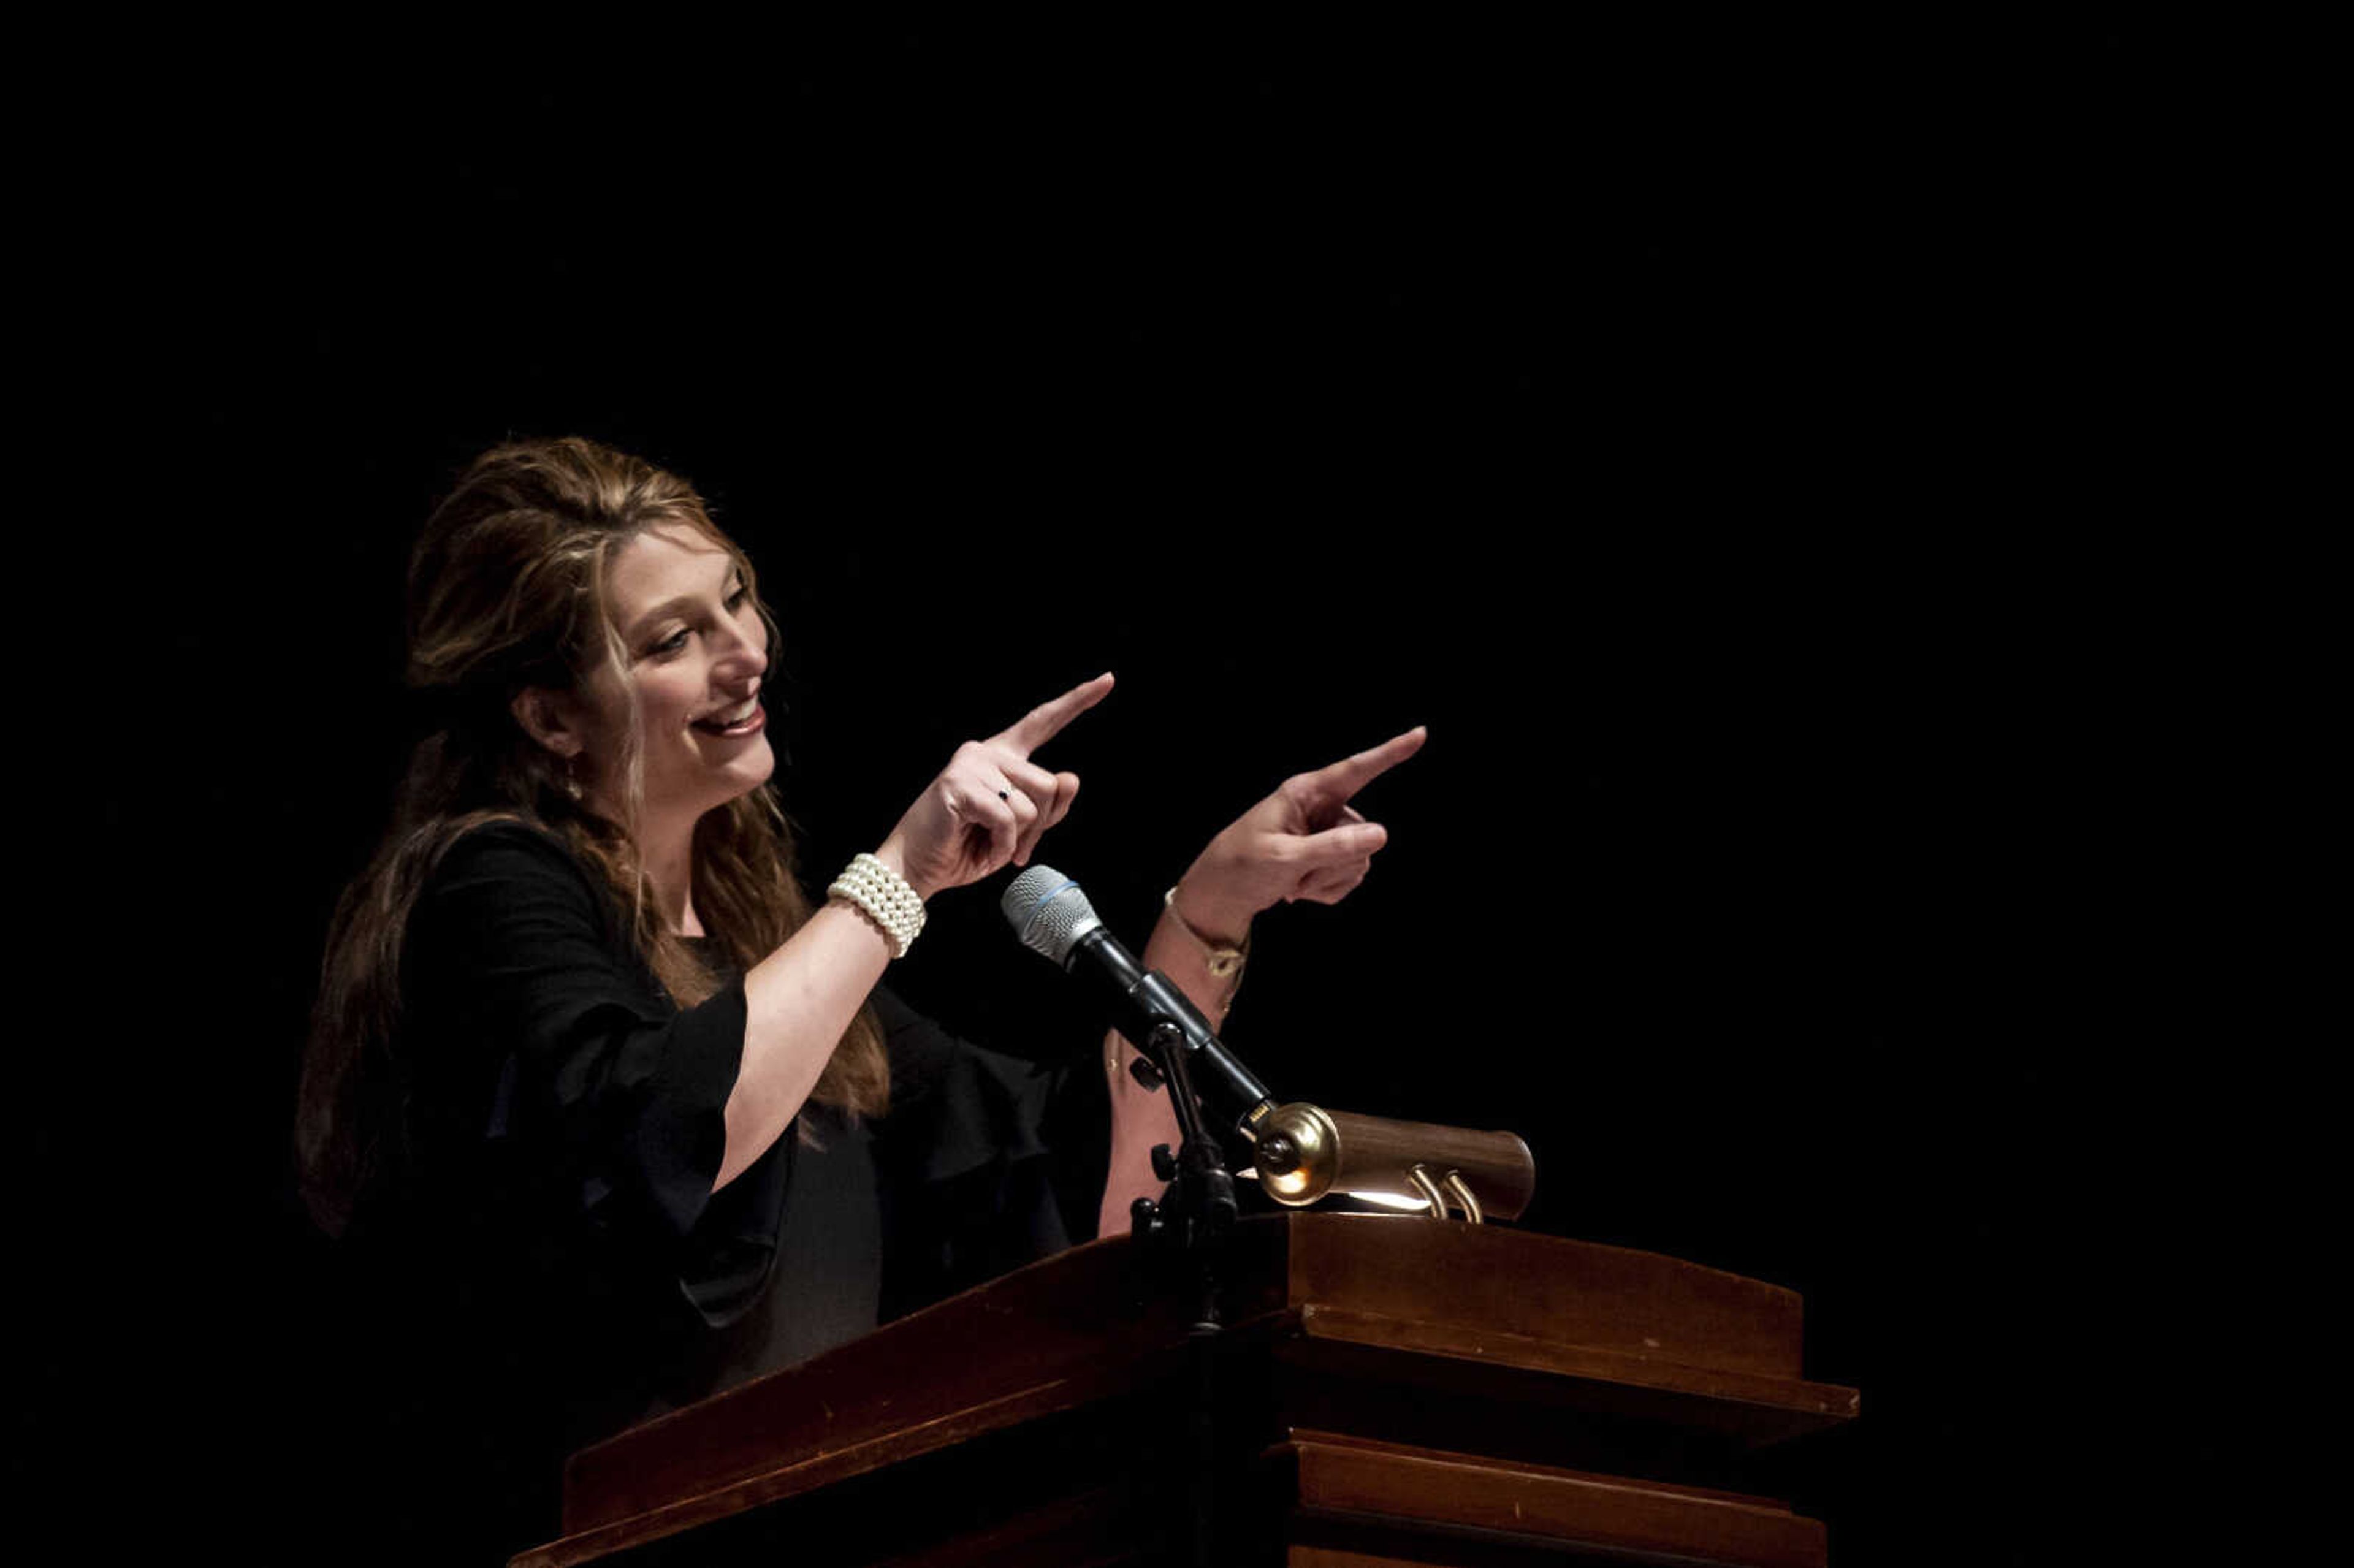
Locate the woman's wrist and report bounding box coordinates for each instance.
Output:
[1168,876,1254,950]
[871,832,933,902]
[829,847,928,957]
[1164,881,1254,990]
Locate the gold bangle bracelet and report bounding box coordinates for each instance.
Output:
[1164,886,1249,981]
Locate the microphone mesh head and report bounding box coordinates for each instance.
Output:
[1001,864,1100,965]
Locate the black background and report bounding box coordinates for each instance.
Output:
[47,17,2268,1565]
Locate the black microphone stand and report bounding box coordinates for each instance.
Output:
[1124,1019,1240,1568]
[1004,870,1262,1566]
[1127,1019,1240,1332]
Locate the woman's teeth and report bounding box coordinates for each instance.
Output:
[695,701,760,733]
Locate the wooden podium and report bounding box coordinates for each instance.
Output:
[515,1214,1857,1567]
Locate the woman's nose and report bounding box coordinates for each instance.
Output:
[715,619,768,686]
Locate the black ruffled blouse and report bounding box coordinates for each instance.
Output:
[358,819,1070,1560]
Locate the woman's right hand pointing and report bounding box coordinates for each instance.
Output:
[1168,725,1428,939]
[878,673,1114,899]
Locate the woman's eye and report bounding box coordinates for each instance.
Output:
[646,588,745,658]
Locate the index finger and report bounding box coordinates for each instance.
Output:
[1295,725,1428,805]
[994,672,1116,758]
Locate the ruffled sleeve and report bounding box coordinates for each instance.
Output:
[868,986,1071,1319]
[403,820,745,1251]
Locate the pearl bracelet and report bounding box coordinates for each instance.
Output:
[828,852,926,958]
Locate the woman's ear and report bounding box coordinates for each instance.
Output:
[509,687,586,758]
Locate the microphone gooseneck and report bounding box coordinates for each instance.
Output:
[1002,866,1274,1135]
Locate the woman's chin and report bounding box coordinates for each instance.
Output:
[721,737,778,796]
[652,740,779,821]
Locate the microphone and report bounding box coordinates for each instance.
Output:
[1001,866,1274,1135]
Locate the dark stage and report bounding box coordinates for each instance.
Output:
[46,19,2253,1565]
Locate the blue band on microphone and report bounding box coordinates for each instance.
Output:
[1025,877,1079,916]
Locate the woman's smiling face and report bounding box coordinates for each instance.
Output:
[579,523,774,829]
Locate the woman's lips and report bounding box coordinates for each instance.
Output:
[691,702,765,739]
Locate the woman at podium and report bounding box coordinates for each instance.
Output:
[291,436,1421,1560]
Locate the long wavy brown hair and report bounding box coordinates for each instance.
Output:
[294,436,888,1237]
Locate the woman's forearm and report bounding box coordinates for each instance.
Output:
[1097,899,1244,1235]
[720,896,897,1190]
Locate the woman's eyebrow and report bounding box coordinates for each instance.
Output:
[625,565,744,640]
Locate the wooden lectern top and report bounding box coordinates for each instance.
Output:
[524,1214,1856,1567]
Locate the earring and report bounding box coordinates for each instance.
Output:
[564,754,584,801]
